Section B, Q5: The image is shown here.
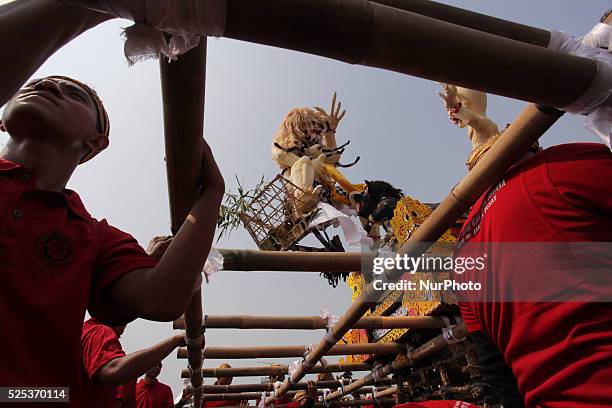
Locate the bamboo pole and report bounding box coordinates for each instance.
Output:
[212,250,445,273]
[160,40,208,408]
[371,0,550,46]
[267,105,564,405]
[173,315,446,330]
[178,342,405,359]
[203,391,315,401]
[198,380,392,394]
[203,392,393,402]
[325,324,468,400]
[220,399,396,408]
[374,386,398,399]
[185,363,372,378]
[224,0,595,107]
[219,249,369,272]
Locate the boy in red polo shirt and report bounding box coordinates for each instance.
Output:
[0,0,224,403]
[135,363,174,408]
[80,318,187,407]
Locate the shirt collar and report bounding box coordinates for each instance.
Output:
[0,159,21,172]
[0,158,91,222]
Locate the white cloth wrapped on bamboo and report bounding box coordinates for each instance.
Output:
[61,0,227,63]
[548,23,612,150]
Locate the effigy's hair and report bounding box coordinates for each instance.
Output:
[273,107,321,150]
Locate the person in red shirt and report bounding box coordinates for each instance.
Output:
[0,0,224,403]
[80,318,187,408]
[201,363,248,408]
[136,363,175,408]
[285,382,317,408]
[116,379,138,408]
[455,142,612,407]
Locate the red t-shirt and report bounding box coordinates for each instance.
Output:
[0,159,158,406]
[136,379,174,408]
[455,143,612,407]
[117,379,138,408]
[205,401,234,408]
[80,318,125,407]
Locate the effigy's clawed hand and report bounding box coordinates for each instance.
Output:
[438,83,461,111]
[314,91,346,132]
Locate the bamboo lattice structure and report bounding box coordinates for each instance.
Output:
[326,324,468,400]
[160,3,599,405]
[173,315,445,330]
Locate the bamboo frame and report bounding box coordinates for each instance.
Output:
[160,41,208,408]
[185,363,372,378]
[219,249,368,272]
[224,0,595,107]
[325,324,468,400]
[371,0,550,46]
[173,315,445,330]
[198,380,392,394]
[220,399,396,408]
[266,105,564,404]
[178,342,405,359]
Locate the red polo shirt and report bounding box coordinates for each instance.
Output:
[117,379,138,408]
[0,159,157,406]
[455,143,612,407]
[205,401,234,408]
[81,318,125,407]
[136,378,174,408]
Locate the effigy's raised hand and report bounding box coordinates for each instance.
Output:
[438,83,461,111]
[314,92,346,132]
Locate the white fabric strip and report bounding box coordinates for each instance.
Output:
[548,24,612,150]
[61,0,227,63]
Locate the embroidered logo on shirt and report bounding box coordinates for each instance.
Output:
[34,229,74,268]
[458,178,506,245]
